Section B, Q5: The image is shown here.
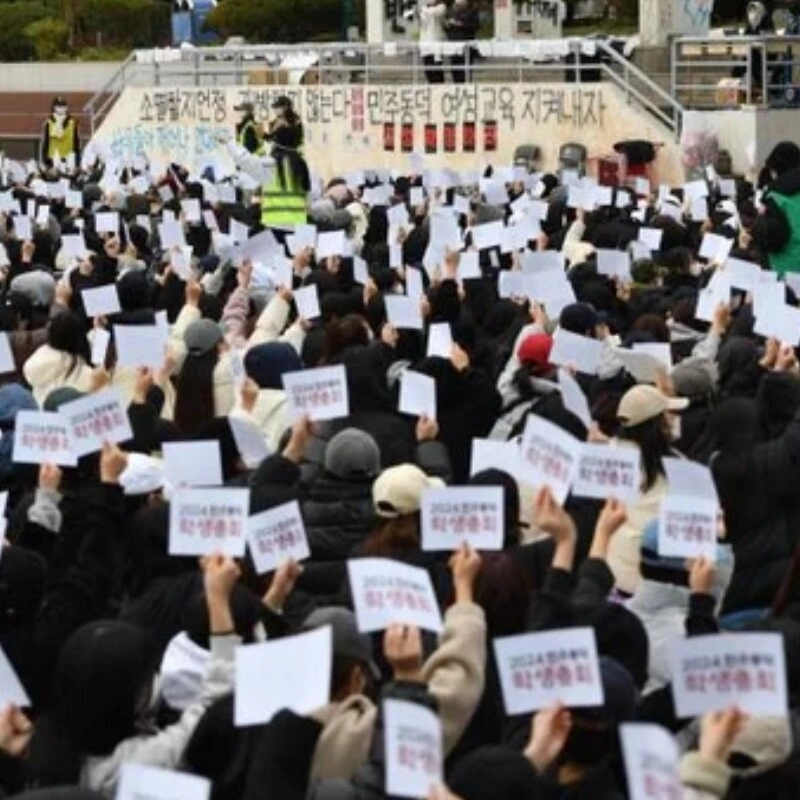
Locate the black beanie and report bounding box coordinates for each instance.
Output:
[449,746,544,800]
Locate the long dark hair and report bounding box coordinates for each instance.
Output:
[691,397,761,542]
[618,415,671,491]
[26,621,155,787]
[48,311,91,376]
[361,515,420,556]
[174,349,218,436]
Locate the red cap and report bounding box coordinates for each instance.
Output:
[517,332,553,373]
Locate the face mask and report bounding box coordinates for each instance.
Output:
[54,109,67,120]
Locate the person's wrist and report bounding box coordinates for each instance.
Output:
[263,588,285,613]
[524,744,548,774]
[393,667,423,683]
[454,580,473,603]
[282,443,303,463]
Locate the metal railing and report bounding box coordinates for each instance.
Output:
[672,34,800,108]
[83,38,682,136]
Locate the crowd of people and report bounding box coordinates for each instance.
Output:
[0,123,799,800]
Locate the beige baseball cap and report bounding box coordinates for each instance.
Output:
[617,384,689,428]
[372,464,445,518]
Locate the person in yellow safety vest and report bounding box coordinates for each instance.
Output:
[39,96,80,173]
[261,95,310,230]
[233,101,265,156]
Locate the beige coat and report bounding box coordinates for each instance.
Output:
[308,602,486,782]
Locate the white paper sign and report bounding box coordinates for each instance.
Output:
[658,495,718,560]
[65,189,83,210]
[90,328,111,367]
[385,296,423,330]
[114,324,167,369]
[399,370,437,420]
[168,487,249,557]
[235,627,332,726]
[638,228,664,251]
[614,348,663,384]
[620,723,681,800]
[658,456,719,560]
[573,444,640,503]
[229,416,271,470]
[116,764,210,800]
[426,322,452,359]
[520,415,582,504]
[0,334,15,375]
[550,328,603,375]
[0,645,30,708]
[282,365,349,422]
[385,699,443,800]
[247,500,310,574]
[469,438,524,482]
[293,285,321,320]
[81,285,121,318]
[632,342,672,372]
[316,230,346,259]
[596,249,631,280]
[61,233,88,259]
[670,633,787,717]
[348,557,442,633]
[494,627,604,714]
[163,440,223,488]
[405,267,424,302]
[13,410,76,467]
[421,486,504,552]
[558,368,592,429]
[59,388,133,457]
[95,211,119,234]
[699,233,733,263]
[116,762,211,800]
[13,215,31,241]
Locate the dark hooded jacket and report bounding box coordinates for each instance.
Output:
[696,389,800,614]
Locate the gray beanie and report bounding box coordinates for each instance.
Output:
[184,318,224,357]
[10,271,55,308]
[324,427,380,480]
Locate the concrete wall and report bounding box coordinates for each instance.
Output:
[0,62,119,93]
[90,81,684,184]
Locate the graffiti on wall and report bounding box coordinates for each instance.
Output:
[130,84,605,128]
[101,83,609,170]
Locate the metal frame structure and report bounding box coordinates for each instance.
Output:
[671,34,800,108]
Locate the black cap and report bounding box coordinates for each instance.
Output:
[52,96,68,109]
[271,95,293,111]
[233,101,254,114]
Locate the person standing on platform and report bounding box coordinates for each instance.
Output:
[260,96,310,231]
[445,0,480,83]
[39,96,80,175]
[420,0,448,84]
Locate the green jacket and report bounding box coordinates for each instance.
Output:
[767,184,800,276]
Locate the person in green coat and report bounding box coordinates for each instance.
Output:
[755,141,800,277]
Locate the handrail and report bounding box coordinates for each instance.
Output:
[671,33,800,109]
[594,40,682,135]
[82,50,138,135]
[81,35,685,137]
